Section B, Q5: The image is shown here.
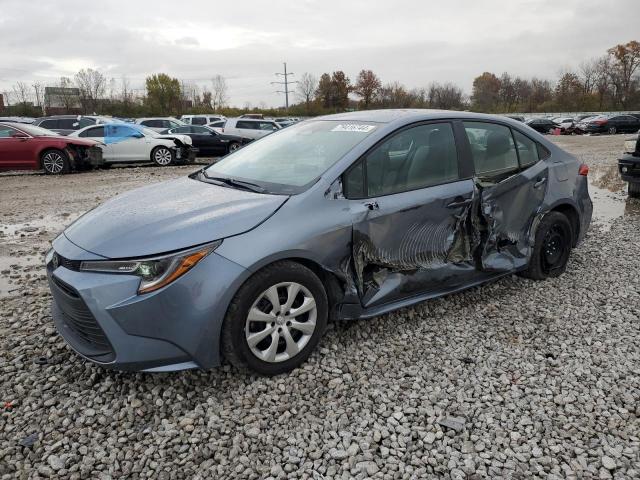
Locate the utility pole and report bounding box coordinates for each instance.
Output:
[271,62,297,111]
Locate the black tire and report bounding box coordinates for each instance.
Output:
[519,212,573,280]
[608,126,617,135]
[101,163,112,170]
[221,261,328,376]
[629,182,640,198]
[41,149,70,175]
[151,146,174,166]
[228,142,241,154]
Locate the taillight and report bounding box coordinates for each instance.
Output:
[594,119,608,125]
[578,164,589,176]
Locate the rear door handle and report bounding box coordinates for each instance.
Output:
[447,198,473,209]
[534,177,547,189]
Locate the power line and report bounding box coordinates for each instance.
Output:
[271,62,297,110]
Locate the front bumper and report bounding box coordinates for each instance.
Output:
[46,234,249,371]
[176,146,198,163]
[618,154,640,184]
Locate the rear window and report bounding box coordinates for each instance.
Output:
[192,117,207,125]
[236,121,258,129]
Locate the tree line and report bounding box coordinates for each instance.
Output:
[2,40,638,118]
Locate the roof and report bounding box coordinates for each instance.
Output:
[314,109,529,128]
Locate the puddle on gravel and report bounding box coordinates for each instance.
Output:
[588,164,640,230]
[0,213,78,239]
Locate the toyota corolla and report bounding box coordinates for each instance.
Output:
[46,110,592,375]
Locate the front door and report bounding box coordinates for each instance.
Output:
[461,121,549,272]
[343,122,479,308]
[0,125,34,169]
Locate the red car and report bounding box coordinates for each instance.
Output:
[0,122,103,174]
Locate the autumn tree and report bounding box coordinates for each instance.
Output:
[354,69,381,108]
[471,72,501,112]
[211,75,229,111]
[295,72,317,113]
[427,82,465,110]
[498,73,517,111]
[607,40,640,108]
[315,73,333,109]
[145,73,181,115]
[331,71,351,110]
[75,68,107,113]
[554,72,583,111]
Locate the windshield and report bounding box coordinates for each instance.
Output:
[16,124,61,137]
[204,120,378,193]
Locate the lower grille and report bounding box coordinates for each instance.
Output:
[50,276,115,361]
[52,253,81,271]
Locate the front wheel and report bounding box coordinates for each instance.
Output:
[221,261,328,375]
[41,149,70,175]
[608,126,617,135]
[629,182,640,198]
[151,146,174,166]
[228,142,241,153]
[519,212,573,280]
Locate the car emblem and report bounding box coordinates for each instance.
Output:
[52,253,60,269]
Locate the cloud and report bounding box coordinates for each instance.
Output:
[0,0,638,107]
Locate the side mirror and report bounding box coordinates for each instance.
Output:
[133,132,144,138]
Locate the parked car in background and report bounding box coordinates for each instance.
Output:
[162,125,251,157]
[275,118,296,128]
[619,132,640,197]
[45,110,592,375]
[69,123,196,166]
[181,114,226,126]
[134,117,185,132]
[223,118,281,140]
[575,114,640,134]
[239,113,264,119]
[0,116,35,124]
[505,115,525,122]
[553,117,576,134]
[0,122,102,174]
[33,115,121,135]
[525,118,559,134]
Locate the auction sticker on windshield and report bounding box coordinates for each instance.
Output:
[331,124,377,133]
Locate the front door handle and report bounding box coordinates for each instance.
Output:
[534,177,547,189]
[447,197,473,209]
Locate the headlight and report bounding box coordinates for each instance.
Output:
[79,241,221,294]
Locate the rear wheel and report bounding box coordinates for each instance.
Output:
[629,182,640,198]
[151,146,174,166]
[519,212,572,280]
[221,261,328,375]
[41,149,70,175]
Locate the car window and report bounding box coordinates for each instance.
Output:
[78,117,95,128]
[206,120,377,192]
[258,122,278,131]
[80,126,105,138]
[346,123,459,198]
[192,126,210,134]
[0,125,18,138]
[169,126,191,134]
[39,119,58,129]
[236,120,257,130]
[58,118,82,129]
[463,122,519,178]
[209,121,226,128]
[513,130,539,168]
[192,117,207,125]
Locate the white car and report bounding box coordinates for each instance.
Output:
[221,118,281,140]
[69,123,196,166]
[181,114,226,126]
[134,117,186,133]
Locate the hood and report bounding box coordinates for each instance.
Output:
[156,134,192,145]
[64,176,288,258]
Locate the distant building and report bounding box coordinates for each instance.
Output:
[44,86,82,115]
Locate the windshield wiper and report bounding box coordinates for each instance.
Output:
[201,172,266,193]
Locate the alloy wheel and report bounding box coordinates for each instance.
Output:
[43,152,65,174]
[608,127,616,134]
[244,282,317,363]
[229,143,240,152]
[154,148,172,166]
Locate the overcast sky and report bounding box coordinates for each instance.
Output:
[1,0,638,107]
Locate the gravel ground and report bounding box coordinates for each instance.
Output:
[1,136,639,479]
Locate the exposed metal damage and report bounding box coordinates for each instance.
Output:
[336,176,546,308]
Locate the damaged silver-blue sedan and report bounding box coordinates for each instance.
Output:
[46,110,593,375]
